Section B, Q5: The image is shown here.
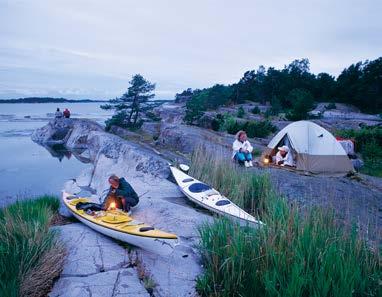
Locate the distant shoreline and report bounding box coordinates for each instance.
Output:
[0,97,106,104]
[0,97,173,104]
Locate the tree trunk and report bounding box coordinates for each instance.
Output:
[127,108,134,124]
[133,109,139,124]
[127,96,137,124]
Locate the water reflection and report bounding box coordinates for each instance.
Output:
[41,144,92,164]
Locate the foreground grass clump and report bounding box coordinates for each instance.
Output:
[190,148,381,297]
[0,196,65,297]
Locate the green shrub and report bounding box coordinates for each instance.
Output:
[360,140,382,177]
[251,106,261,114]
[210,114,225,131]
[336,126,382,152]
[286,88,314,121]
[190,149,381,297]
[221,116,241,135]
[237,106,245,118]
[336,126,382,177]
[220,115,277,138]
[105,111,143,131]
[184,92,206,124]
[245,120,277,138]
[270,96,282,116]
[0,196,65,297]
[264,108,273,118]
[145,111,161,122]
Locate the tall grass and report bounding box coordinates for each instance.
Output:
[189,147,272,216]
[0,196,65,297]
[191,148,381,297]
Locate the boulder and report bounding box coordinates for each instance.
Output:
[153,102,186,124]
[157,123,266,155]
[157,124,230,154]
[32,118,104,149]
[140,122,161,138]
[108,125,142,140]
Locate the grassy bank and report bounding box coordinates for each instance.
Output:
[190,148,381,297]
[0,196,65,297]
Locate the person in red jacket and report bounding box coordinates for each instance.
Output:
[63,108,71,118]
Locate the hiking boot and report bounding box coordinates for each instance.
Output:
[244,161,250,168]
[249,161,253,167]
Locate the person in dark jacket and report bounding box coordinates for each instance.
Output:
[103,174,139,212]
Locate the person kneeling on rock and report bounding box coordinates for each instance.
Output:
[103,174,139,213]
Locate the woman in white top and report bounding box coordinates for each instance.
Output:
[275,145,294,167]
[232,130,254,167]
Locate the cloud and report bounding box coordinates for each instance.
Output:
[0,0,381,99]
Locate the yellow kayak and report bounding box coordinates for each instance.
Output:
[62,191,178,255]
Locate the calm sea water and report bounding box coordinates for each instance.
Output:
[0,103,113,207]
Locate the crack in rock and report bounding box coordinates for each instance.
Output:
[111,271,121,297]
[96,234,105,272]
[85,286,93,297]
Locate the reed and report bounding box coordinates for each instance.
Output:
[191,147,381,297]
[0,196,65,297]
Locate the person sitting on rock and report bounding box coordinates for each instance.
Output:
[55,108,63,118]
[103,175,139,213]
[232,130,254,167]
[63,108,71,118]
[275,145,294,167]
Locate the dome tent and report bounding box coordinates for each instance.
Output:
[262,121,353,174]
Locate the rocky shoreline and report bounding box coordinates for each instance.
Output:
[32,118,211,297]
[32,110,381,296]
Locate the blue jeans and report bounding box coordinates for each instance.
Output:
[235,152,252,164]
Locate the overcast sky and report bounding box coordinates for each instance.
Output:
[1,0,381,100]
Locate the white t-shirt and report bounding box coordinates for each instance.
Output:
[232,139,253,158]
[55,111,63,118]
[275,151,294,166]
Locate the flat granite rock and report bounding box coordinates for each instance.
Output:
[50,269,149,297]
[34,119,219,296]
[139,245,203,297]
[49,223,149,297]
[87,154,211,296]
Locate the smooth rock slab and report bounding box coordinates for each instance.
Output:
[139,245,203,297]
[50,268,149,297]
[86,153,212,296]
[50,223,149,297]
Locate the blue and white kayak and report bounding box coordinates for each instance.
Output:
[170,166,264,227]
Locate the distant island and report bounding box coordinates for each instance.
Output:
[0,97,107,104]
